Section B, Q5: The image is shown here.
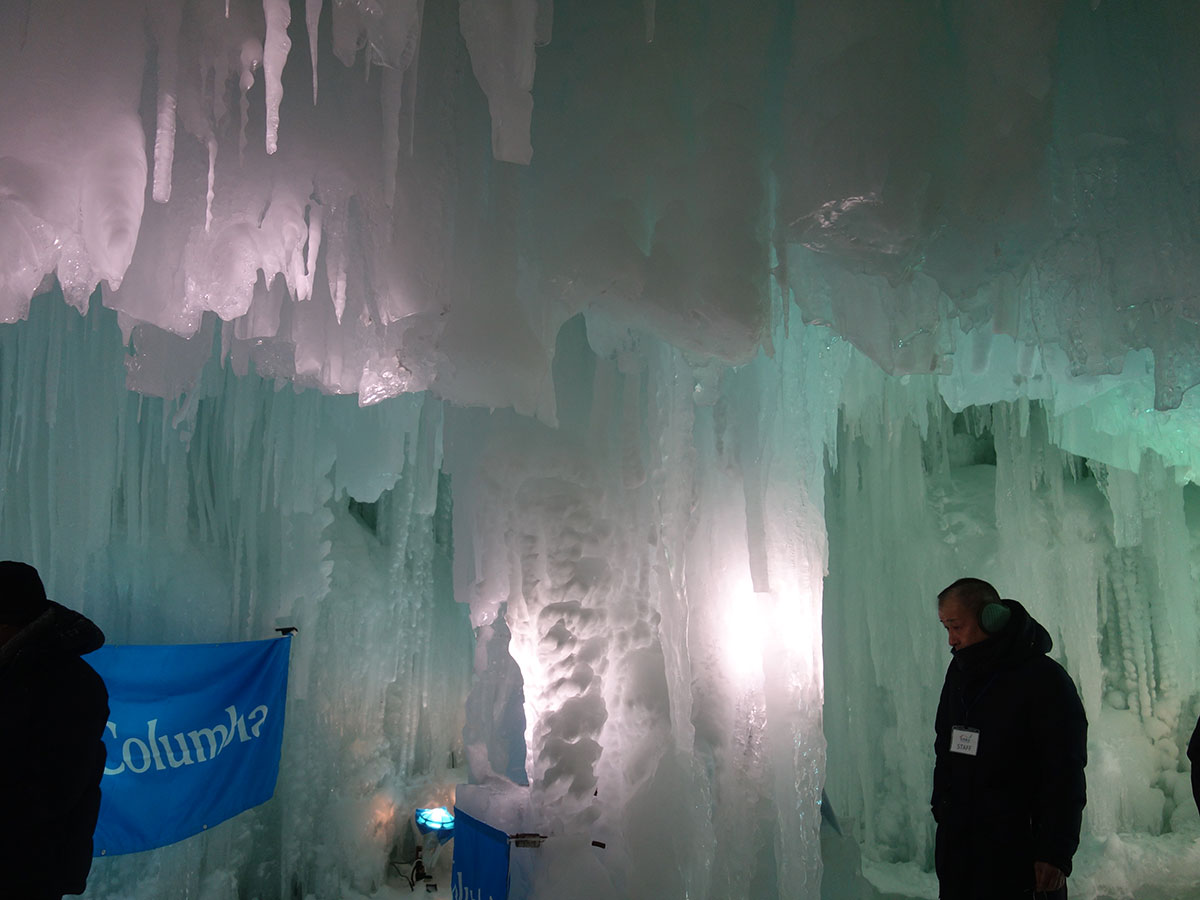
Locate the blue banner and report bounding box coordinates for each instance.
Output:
[452,809,510,900]
[85,637,291,856]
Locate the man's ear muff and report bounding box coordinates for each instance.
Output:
[980,602,1011,634]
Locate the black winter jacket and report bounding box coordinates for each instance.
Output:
[0,601,109,897]
[932,599,1087,899]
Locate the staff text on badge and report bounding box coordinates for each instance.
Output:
[951,727,980,756]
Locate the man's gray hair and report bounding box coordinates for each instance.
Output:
[937,577,1001,620]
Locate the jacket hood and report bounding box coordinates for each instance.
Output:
[952,598,1052,675]
[0,600,105,672]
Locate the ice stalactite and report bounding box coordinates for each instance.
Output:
[534,0,553,46]
[238,37,262,163]
[329,0,365,68]
[262,0,291,155]
[78,113,147,299]
[376,0,422,208]
[306,0,322,104]
[319,177,350,323]
[458,0,538,164]
[301,200,323,303]
[204,138,217,232]
[150,0,184,204]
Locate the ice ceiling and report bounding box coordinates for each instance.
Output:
[4,0,1200,431]
[5,1,1200,898]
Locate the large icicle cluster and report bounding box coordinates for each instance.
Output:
[0,0,550,411]
[822,357,1200,899]
[0,295,471,898]
[4,1,1200,422]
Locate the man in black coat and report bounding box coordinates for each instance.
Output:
[932,577,1087,900]
[0,561,109,899]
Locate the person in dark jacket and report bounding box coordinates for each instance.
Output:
[932,577,1087,900]
[0,561,109,899]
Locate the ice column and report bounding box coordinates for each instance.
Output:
[454,317,847,899]
[459,0,538,164]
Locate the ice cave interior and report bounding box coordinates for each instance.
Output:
[3,0,1200,898]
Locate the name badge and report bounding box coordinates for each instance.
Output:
[951,727,980,756]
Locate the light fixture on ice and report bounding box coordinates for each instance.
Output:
[415,806,456,836]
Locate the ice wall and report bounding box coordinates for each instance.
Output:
[0,293,472,898]
[822,350,1200,898]
[0,285,848,898]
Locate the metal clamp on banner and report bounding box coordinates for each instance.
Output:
[507,833,606,850]
[510,833,548,849]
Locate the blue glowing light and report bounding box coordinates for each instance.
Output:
[415,807,455,835]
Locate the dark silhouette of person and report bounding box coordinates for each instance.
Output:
[1188,717,1200,816]
[932,577,1087,899]
[0,561,109,899]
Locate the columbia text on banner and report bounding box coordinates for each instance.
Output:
[84,636,291,856]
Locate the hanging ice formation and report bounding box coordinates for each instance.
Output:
[4,1,1200,899]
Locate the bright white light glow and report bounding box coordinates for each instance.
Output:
[724,587,769,684]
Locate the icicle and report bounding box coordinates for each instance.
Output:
[80,113,147,291]
[303,202,323,303]
[330,0,362,67]
[381,69,403,207]
[377,0,421,205]
[307,0,322,104]
[262,0,292,155]
[150,1,183,203]
[209,55,230,130]
[331,253,347,324]
[459,0,536,164]
[405,0,426,157]
[239,38,262,164]
[535,0,552,46]
[205,138,217,233]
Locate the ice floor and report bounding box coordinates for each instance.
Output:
[853,833,1200,900]
[358,825,1200,900]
